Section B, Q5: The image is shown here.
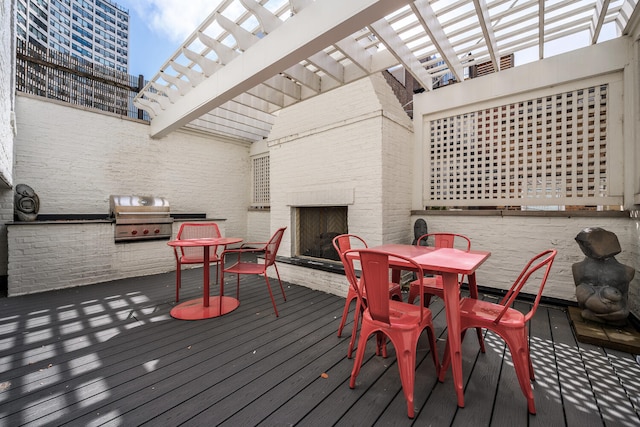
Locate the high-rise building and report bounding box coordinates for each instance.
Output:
[16,0,130,74]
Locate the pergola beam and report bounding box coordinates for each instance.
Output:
[411,0,464,83]
[149,0,410,138]
[473,0,500,72]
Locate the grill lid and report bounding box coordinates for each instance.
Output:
[109,195,170,217]
[109,195,173,242]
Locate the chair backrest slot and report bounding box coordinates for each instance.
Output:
[265,227,286,267]
[176,222,221,261]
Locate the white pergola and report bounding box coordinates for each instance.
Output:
[133,0,640,141]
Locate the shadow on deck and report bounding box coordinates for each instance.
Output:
[0,267,639,426]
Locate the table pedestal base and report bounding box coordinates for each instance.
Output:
[170,296,240,320]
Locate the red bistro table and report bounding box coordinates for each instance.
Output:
[167,237,243,320]
[352,244,491,409]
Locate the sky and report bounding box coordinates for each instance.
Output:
[114,0,619,80]
[115,0,224,78]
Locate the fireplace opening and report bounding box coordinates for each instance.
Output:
[296,206,348,261]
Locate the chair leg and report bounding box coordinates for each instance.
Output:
[349,323,375,389]
[439,328,468,382]
[426,325,440,377]
[338,293,356,337]
[391,331,420,419]
[423,294,433,307]
[273,264,286,301]
[503,330,536,414]
[475,327,486,353]
[467,275,486,353]
[347,297,362,359]
[263,274,279,317]
[175,263,181,303]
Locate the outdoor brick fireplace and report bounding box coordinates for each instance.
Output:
[295,206,348,261]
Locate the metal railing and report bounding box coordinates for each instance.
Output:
[15,39,149,121]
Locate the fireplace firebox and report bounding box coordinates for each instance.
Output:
[296,207,348,261]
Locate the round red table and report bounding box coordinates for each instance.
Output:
[167,237,243,320]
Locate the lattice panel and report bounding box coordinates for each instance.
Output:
[252,155,270,207]
[427,84,610,206]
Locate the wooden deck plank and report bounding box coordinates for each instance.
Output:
[170,300,346,425]
[604,348,640,419]
[488,302,536,426]
[526,305,566,427]
[0,278,305,425]
[0,269,638,426]
[547,305,603,427]
[575,338,640,426]
[47,287,334,426]
[372,298,448,427]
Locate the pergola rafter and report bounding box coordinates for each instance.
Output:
[133,0,636,141]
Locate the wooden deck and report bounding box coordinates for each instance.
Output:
[1,266,639,426]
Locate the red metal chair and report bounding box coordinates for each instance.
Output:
[344,248,440,419]
[440,249,557,414]
[407,233,485,353]
[332,234,402,358]
[220,227,287,317]
[173,222,222,302]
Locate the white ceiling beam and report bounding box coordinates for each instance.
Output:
[591,0,611,43]
[335,34,374,75]
[169,61,204,87]
[617,0,639,34]
[239,0,345,82]
[473,0,500,71]
[369,18,433,91]
[199,25,302,103]
[149,0,411,138]
[411,0,464,82]
[182,47,221,77]
[220,99,278,125]
[150,81,180,103]
[539,0,544,59]
[133,97,161,118]
[214,11,322,92]
[289,0,313,14]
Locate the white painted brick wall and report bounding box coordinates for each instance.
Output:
[7,219,227,296]
[247,210,271,243]
[13,95,250,236]
[0,0,14,187]
[6,95,250,294]
[410,214,640,315]
[269,74,414,257]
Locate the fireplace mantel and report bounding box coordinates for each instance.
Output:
[287,188,354,206]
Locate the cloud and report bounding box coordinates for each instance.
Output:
[128,0,223,44]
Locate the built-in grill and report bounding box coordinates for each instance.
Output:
[109,195,173,242]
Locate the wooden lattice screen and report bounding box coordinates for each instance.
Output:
[426,84,620,208]
[252,154,270,207]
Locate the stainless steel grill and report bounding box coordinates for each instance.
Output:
[109,195,173,242]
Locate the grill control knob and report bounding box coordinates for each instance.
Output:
[154,228,160,234]
[131,230,138,235]
[143,229,149,235]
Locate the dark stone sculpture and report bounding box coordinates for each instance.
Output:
[412,218,428,246]
[572,227,634,326]
[14,183,40,221]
